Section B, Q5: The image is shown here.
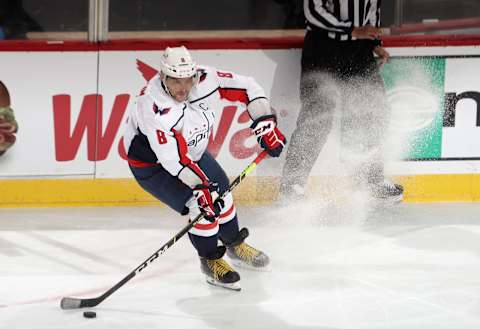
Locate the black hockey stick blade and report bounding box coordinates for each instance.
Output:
[60,297,99,309]
[61,271,135,309]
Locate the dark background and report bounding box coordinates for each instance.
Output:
[0,0,478,38]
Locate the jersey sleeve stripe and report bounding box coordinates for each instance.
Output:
[171,128,209,182]
[218,88,249,104]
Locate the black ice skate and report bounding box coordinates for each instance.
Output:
[222,228,270,271]
[200,246,241,291]
[369,180,404,202]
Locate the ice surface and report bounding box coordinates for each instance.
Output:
[1,202,480,329]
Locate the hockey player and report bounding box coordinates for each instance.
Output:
[123,46,286,291]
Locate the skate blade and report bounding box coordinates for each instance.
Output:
[206,277,241,291]
[230,259,272,272]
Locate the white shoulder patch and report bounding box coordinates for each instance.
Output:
[189,65,219,101]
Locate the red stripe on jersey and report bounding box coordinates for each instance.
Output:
[218,88,248,104]
[127,158,157,168]
[194,220,219,230]
[171,128,192,165]
[220,204,235,219]
[171,128,209,183]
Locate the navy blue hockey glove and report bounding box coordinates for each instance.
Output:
[250,114,286,157]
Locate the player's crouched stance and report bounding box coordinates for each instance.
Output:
[123,46,286,291]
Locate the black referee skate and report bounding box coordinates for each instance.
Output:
[222,228,270,271]
[200,246,241,291]
[369,180,404,202]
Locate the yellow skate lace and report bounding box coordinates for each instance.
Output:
[232,243,259,263]
[207,258,234,280]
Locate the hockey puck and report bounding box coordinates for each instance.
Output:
[83,311,96,319]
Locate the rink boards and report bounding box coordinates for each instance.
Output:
[0,38,479,206]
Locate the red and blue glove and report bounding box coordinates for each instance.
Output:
[250,114,286,157]
[190,182,224,222]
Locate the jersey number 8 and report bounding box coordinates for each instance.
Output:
[156,130,167,144]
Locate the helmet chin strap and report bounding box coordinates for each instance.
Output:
[160,74,174,98]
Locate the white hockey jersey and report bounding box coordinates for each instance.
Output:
[123,65,268,182]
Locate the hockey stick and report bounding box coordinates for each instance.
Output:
[60,150,269,309]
